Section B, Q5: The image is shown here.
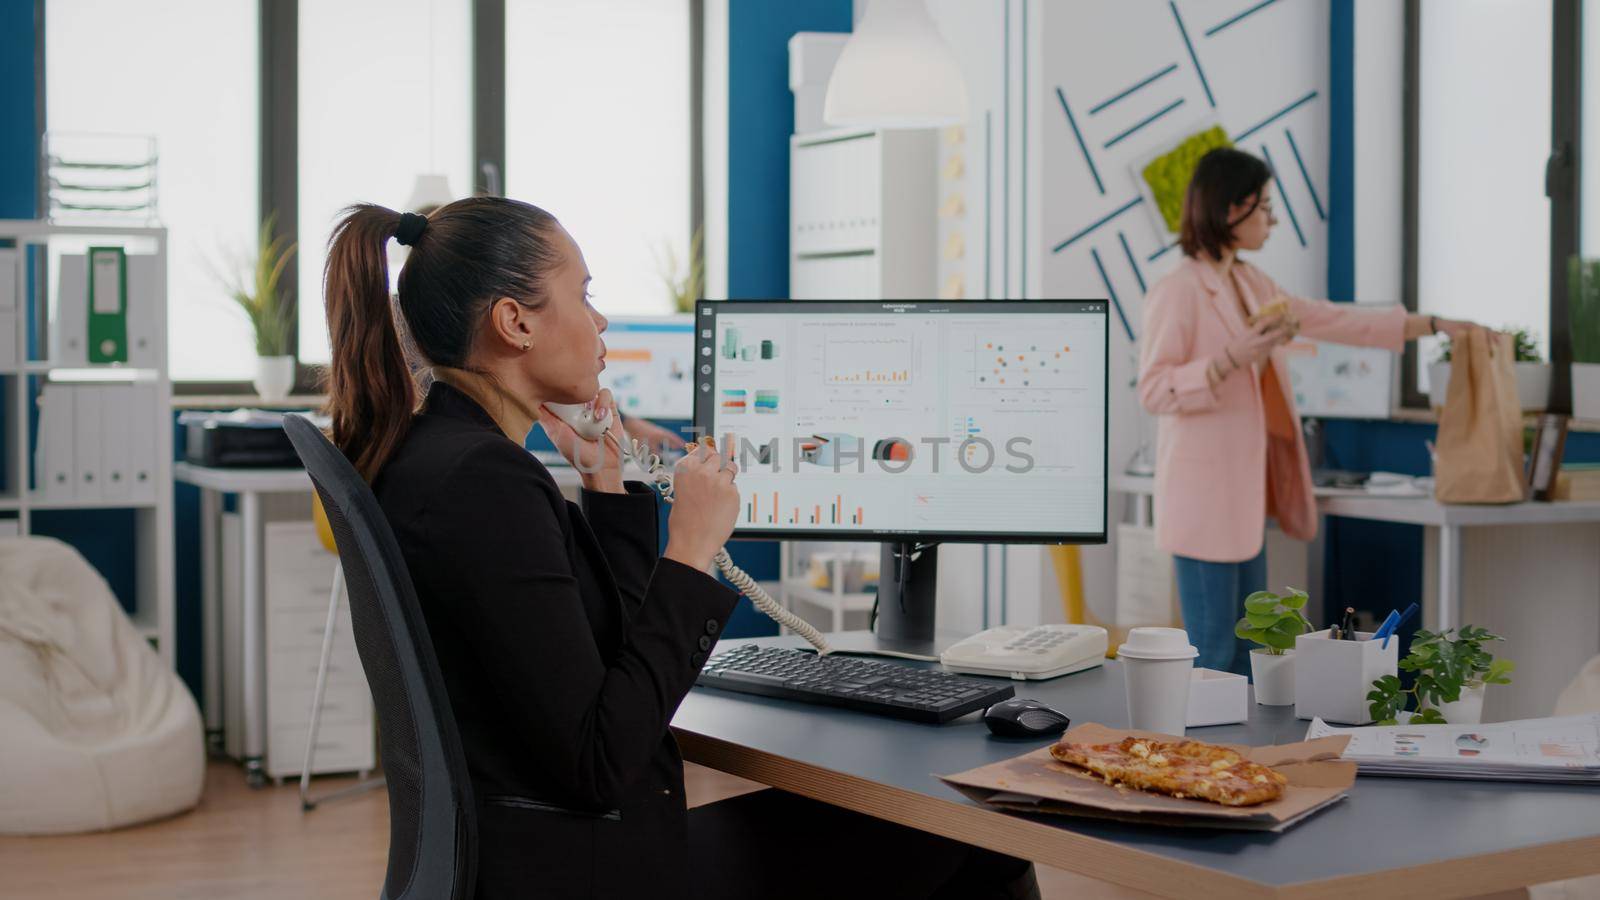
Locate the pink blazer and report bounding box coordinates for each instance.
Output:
[1137,257,1406,562]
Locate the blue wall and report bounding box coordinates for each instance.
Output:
[727,0,852,299]
[0,0,34,220]
[718,0,852,637]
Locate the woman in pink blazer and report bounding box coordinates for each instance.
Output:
[1138,148,1476,674]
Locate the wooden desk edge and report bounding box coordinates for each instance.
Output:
[674,728,1600,900]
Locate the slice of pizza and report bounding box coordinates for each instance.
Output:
[1049,736,1288,807]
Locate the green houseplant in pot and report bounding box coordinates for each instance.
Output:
[1234,587,1313,706]
[1570,256,1600,419]
[1430,328,1548,410]
[1367,626,1515,725]
[218,215,297,401]
[657,226,705,314]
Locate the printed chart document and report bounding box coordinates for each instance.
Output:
[1306,714,1600,784]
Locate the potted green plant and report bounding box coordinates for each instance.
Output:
[1570,256,1600,420]
[1234,587,1312,705]
[217,215,297,400]
[1367,626,1515,725]
[1429,328,1549,410]
[657,226,705,314]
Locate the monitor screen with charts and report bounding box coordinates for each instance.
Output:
[693,300,1108,543]
[598,315,695,420]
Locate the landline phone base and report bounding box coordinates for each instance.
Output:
[939,624,1109,681]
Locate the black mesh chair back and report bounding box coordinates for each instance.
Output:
[284,415,476,900]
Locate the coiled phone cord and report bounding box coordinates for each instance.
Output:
[615,435,833,655]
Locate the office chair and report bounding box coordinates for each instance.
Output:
[284,415,477,900]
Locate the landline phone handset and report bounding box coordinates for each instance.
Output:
[544,400,834,655]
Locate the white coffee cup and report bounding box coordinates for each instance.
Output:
[1118,627,1199,736]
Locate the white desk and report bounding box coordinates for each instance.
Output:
[1111,473,1600,631]
[175,463,311,785]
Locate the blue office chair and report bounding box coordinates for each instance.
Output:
[284,415,476,900]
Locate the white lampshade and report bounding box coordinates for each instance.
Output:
[822,0,968,129]
[405,174,454,213]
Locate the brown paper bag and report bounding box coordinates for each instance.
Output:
[1434,329,1525,503]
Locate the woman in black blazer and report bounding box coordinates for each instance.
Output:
[321,197,1038,899]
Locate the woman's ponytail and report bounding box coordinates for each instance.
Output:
[323,204,415,481]
[320,195,562,480]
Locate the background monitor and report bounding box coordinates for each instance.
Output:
[1286,323,1396,420]
[598,314,695,420]
[693,300,1108,544]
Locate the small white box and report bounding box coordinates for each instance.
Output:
[1294,629,1399,725]
[1186,668,1249,728]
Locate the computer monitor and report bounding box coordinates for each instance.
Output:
[693,300,1109,656]
[598,315,695,420]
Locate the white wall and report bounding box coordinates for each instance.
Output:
[1353,0,1404,304]
[921,0,1334,627]
[703,0,730,301]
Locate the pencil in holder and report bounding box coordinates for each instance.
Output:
[1293,629,1398,725]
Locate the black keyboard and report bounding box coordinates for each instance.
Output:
[695,645,1015,724]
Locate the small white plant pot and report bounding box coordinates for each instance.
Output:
[1573,362,1600,420]
[1515,362,1552,411]
[1249,649,1296,706]
[254,355,296,402]
[1433,684,1486,725]
[1428,361,1452,408]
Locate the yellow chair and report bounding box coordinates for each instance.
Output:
[1048,545,1129,658]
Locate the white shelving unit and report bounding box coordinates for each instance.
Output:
[777,542,877,634]
[0,220,174,666]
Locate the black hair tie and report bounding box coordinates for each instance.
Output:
[395,212,428,246]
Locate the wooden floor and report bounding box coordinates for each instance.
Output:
[0,760,1155,900]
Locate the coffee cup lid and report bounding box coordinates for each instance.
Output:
[1118,627,1199,661]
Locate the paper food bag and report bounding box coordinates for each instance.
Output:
[1434,330,1525,504]
[940,723,1355,833]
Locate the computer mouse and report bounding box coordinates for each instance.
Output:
[983,698,1071,738]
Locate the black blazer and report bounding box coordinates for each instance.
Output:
[373,382,740,899]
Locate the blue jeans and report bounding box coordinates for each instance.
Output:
[1173,548,1266,677]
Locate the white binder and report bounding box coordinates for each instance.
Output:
[73,386,103,502]
[100,384,132,501]
[0,310,15,371]
[126,255,160,368]
[128,383,159,503]
[54,254,89,366]
[35,385,76,499]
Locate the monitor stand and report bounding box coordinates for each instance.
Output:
[823,542,957,662]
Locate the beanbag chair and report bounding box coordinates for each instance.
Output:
[0,537,204,834]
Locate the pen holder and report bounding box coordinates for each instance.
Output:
[1293,629,1398,725]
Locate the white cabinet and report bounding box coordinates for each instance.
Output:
[222,515,374,779]
[262,522,374,779]
[789,128,937,300]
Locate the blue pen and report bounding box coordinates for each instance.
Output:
[1393,602,1419,634]
[1373,608,1403,648]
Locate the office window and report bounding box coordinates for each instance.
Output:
[504,0,691,317]
[1417,0,1552,382]
[297,0,474,366]
[47,0,260,381]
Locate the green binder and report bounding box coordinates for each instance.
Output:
[87,246,128,364]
